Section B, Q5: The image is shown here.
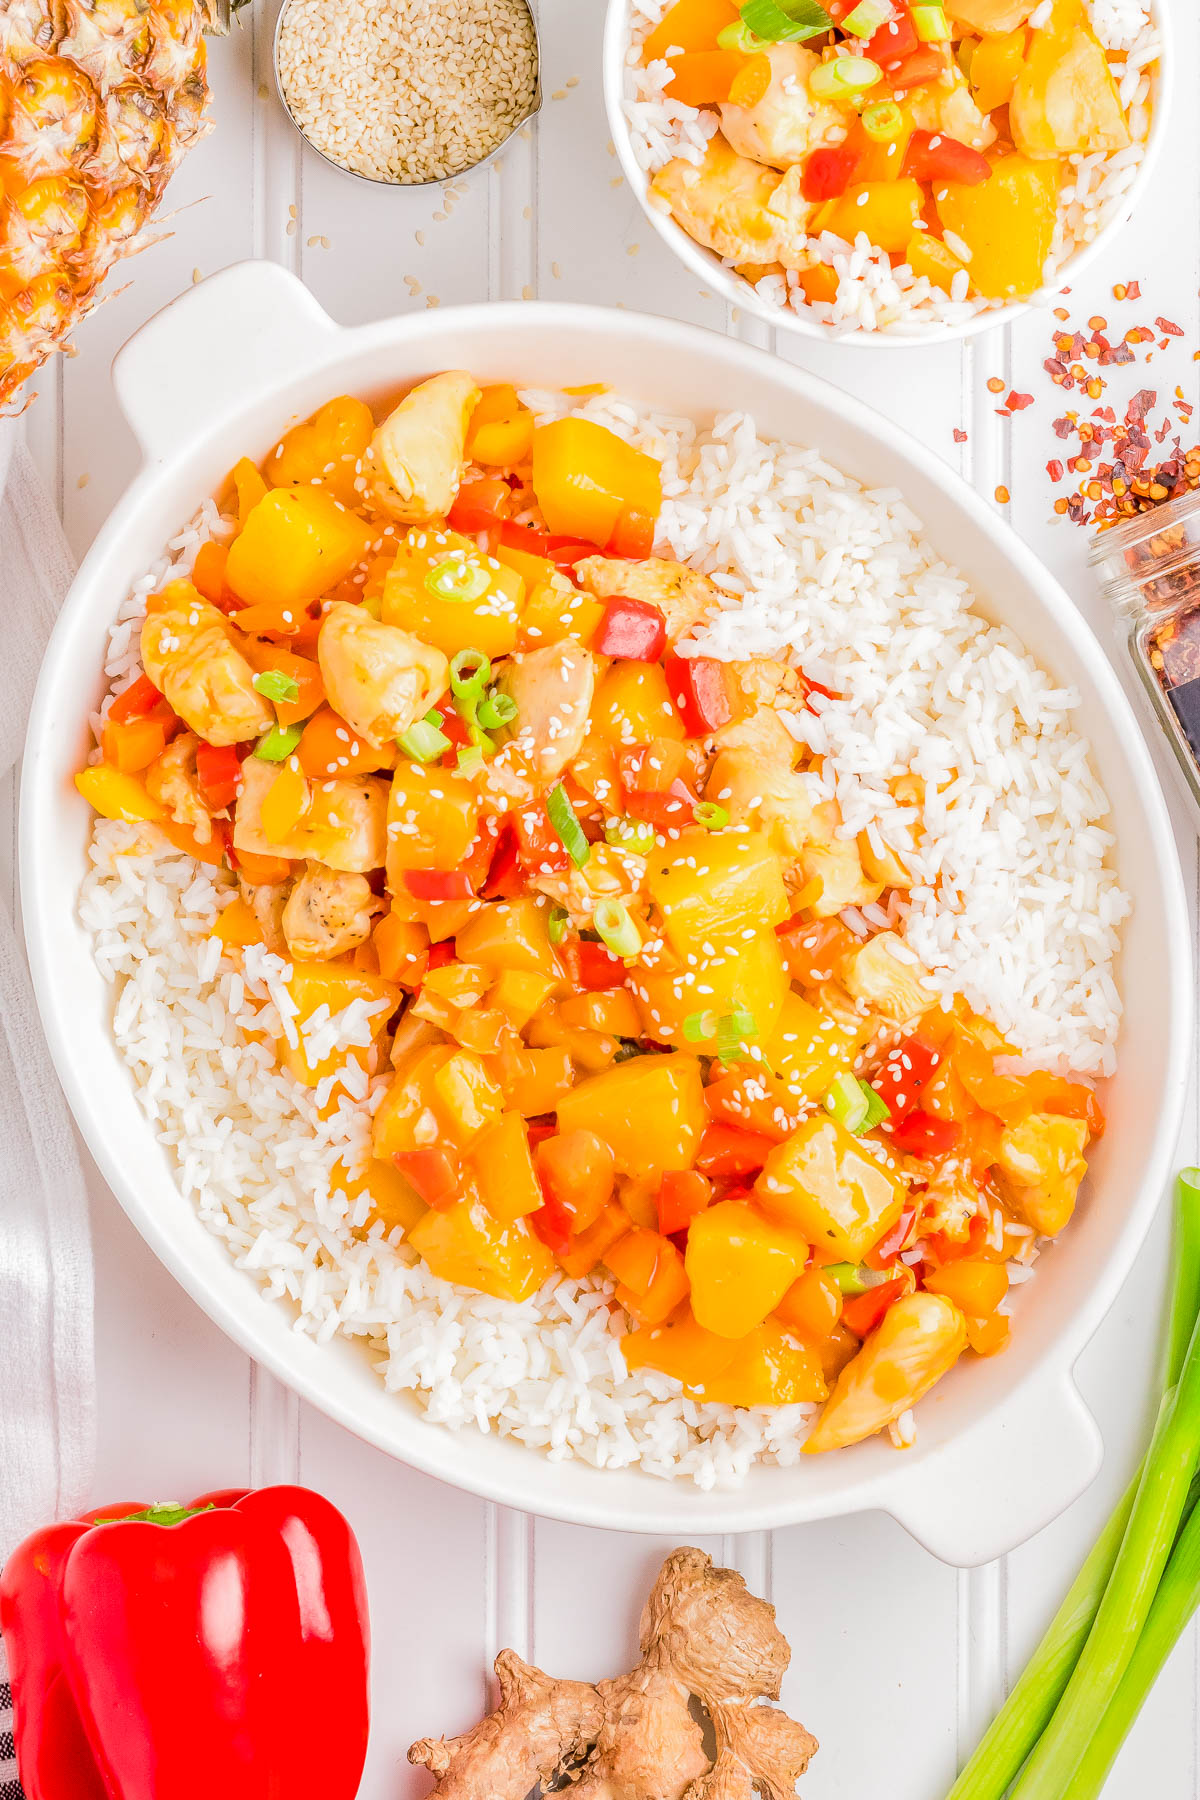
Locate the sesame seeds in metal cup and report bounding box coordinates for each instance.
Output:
[274,0,541,188]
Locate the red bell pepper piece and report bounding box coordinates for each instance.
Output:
[513,798,572,873]
[394,1146,461,1209]
[595,596,668,662]
[865,1203,918,1271]
[889,1109,960,1156]
[695,1122,776,1178]
[870,1034,942,1121]
[606,507,657,560]
[802,145,860,201]
[498,518,554,557]
[0,1487,369,1800]
[562,939,628,991]
[546,536,599,569]
[902,129,991,186]
[107,673,164,726]
[194,741,242,811]
[842,1276,907,1337]
[403,868,474,902]
[530,1185,574,1255]
[481,820,524,898]
[664,653,732,735]
[864,5,917,66]
[656,1169,713,1237]
[888,44,949,88]
[797,668,838,711]
[617,744,698,831]
[448,476,509,533]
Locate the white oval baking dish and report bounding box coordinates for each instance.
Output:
[21,261,1191,1562]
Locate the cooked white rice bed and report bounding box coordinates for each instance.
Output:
[622,0,1160,337]
[79,395,1126,1484]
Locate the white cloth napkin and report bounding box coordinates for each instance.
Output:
[0,422,94,1564]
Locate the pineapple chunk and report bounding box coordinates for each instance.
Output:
[947,0,1036,28]
[994,1112,1089,1236]
[842,932,933,1025]
[804,1292,967,1453]
[799,803,883,918]
[1009,0,1130,158]
[707,750,817,868]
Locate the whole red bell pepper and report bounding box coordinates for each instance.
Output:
[0,1486,370,1800]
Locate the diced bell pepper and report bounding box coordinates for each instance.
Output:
[685,1199,807,1338]
[531,417,662,551]
[264,395,374,507]
[408,1196,554,1302]
[934,153,1059,299]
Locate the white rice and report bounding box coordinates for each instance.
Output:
[621,0,1160,338]
[79,393,1124,1479]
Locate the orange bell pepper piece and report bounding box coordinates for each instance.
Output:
[643,0,738,61]
[100,716,168,774]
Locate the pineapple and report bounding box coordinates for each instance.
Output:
[0,0,240,406]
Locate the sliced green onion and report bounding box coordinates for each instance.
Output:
[424,558,491,604]
[253,723,304,762]
[739,0,834,43]
[841,0,892,34]
[824,1262,889,1296]
[910,2,949,37]
[822,1070,870,1132]
[694,800,729,831]
[398,718,451,763]
[861,97,904,139]
[683,1010,718,1042]
[547,782,590,868]
[808,53,881,99]
[450,648,492,697]
[252,669,300,705]
[424,708,444,726]
[478,691,518,730]
[548,905,570,945]
[605,817,658,856]
[858,1079,891,1131]
[594,898,642,960]
[716,1008,758,1061]
[456,746,485,778]
[717,18,766,46]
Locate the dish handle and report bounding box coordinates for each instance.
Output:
[884,1372,1102,1566]
[112,260,339,461]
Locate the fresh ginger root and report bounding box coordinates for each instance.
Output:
[409,1547,817,1800]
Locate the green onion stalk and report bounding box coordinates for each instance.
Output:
[947,1169,1200,1800]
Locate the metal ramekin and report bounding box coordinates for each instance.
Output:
[272,0,542,189]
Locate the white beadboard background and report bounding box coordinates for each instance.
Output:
[5,0,1200,1793]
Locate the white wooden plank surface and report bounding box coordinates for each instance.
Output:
[5,0,1200,1793]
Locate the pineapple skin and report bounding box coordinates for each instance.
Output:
[0,0,217,405]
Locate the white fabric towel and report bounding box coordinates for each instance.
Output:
[0,422,95,1566]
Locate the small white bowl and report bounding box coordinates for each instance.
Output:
[603,0,1171,347]
[21,264,1191,1562]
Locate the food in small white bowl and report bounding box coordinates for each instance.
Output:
[604,0,1167,342]
[23,265,1190,1561]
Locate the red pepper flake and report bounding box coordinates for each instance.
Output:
[1156,317,1184,337]
[953,428,968,443]
[1052,417,1074,440]
[994,485,1010,504]
[1046,459,1064,482]
[1126,281,1141,300]
[1126,388,1157,424]
[986,376,1005,394]
[1005,390,1034,412]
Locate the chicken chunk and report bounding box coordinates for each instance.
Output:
[649,134,814,272]
[317,602,448,749]
[718,44,844,169]
[842,932,934,1025]
[804,1292,967,1453]
[141,581,273,748]
[239,875,289,956]
[531,843,647,928]
[575,554,719,647]
[144,731,214,843]
[501,642,595,784]
[908,72,997,152]
[282,861,381,961]
[994,1112,1089,1237]
[706,750,816,866]
[233,756,388,874]
[365,370,481,523]
[798,802,883,917]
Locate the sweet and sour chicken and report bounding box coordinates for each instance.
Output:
[77,370,1105,1454]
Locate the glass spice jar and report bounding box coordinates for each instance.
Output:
[1091,490,1200,812]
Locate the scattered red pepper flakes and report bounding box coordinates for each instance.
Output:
[986,376,1005,394]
